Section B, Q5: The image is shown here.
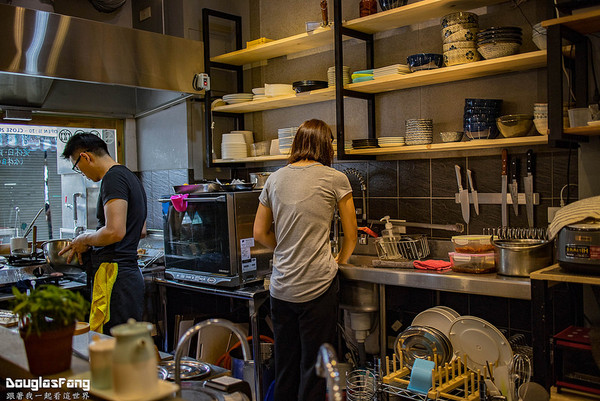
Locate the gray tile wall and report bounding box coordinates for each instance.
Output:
[138,169,191,230]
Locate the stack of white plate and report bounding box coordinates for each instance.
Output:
[327,66,351,87]
[252,87,266,101]
[378,136,406,147]
[222,93,253,104]
[373,64,411,79]
[265,84,295,97]
[278,126,298,155]
[221,133,247,159]
[405,119,433,145]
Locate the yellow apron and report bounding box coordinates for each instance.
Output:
[89,262,118,333]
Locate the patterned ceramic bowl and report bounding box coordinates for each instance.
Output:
[444,28,479,44]
[443,41,477,52]
[477,41,521,59]
[444,48,481,66]
[441,23,478,40]
[439,131,464,142]
[440,11,478,28]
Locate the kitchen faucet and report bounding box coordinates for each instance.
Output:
[342,168,368,244]
[72,193,85,237]
[315,343,343,401]
[174,318,253,399]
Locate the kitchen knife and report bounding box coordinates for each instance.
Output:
[501,149,508,227]
[510,158,519,216]
[467,169,479,215]
[524,149,534,228]
[455,165,470,224]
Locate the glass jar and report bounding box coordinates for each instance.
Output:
[359,0,377,17]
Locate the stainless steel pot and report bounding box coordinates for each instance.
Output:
[249,172,271,189]
[492,238,553,277]
[41,239,84,273]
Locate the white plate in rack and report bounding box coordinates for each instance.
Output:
[412,307,456,339]
[448,315,512,372]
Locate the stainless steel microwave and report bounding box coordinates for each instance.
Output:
[160,190,271,287]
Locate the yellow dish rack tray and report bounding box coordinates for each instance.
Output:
[381,353,486,401]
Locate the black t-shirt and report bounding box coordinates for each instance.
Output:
[94,165,147,266]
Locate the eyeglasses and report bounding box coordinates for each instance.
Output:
[72,153,84,175]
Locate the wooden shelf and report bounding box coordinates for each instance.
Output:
[210,0,506,66]
[345,136,548,156]
[541,9,600,35]
[345,0,505,34]
[210,27,333,66]
[531,264,600,286]
[563,125,600,136]
[213,87,335,113]
[213,154,289,164]
[348,51,546,93]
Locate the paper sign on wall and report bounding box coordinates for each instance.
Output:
[240,238,254,261]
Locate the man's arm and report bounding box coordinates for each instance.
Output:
[59,199,128,264]
[253,203,277,250]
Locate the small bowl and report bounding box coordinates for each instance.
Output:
[443,41,477,52]
[441,23,478,39]
[440,12,478,28]
[465,98,503,108]
[439,131,464,142]
[379,0,408,10]
[496,114,534,137]
[444,28,479,44]
[533,118,549,135]
[464,123,491,140]
[477,41,521,59]
[407,53,443,72]
[444,48,481,66]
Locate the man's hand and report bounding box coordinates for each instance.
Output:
[58,234,90,265]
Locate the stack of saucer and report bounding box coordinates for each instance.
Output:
[278,127,298,155]
[327,66,351,87]
[222,93,254,104]
[405,119,433,145]
[373,64,411,79]
[352,138,378,149]
[265,84,295,97]
[252,87,266,101]
[378,136,406,147]
[221,133,247,159]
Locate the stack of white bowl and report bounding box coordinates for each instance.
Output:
[265,84,295,97]
[378,136,406,147]
[278,127,298,155]
[327,66,351,87]
[405,119,433,145]
[533,103,548,135]
[222,93,253,104]
[252,87,266,100]
[230,130,254,153]
[221,133,247,159]
[441,12,480,67]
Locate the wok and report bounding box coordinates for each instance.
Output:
[41,239,84,274]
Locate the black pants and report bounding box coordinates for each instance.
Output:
[271,276,339,401]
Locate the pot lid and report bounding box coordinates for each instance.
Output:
[110,318,153,337]
[566,219,600,231]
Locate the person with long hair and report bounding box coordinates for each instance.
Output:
[253,119,358,400]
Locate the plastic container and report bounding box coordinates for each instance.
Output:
[449,252,496,273]
[451,235,493,253]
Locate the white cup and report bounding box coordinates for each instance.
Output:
[89,337,116,390]
[10,237,28,255]
[270,139,280,155]
[568,107,592,128]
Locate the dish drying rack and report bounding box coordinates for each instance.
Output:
[483,227,548,240]
[375,235,430,261]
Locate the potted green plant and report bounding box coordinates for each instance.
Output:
[11,284,89,375]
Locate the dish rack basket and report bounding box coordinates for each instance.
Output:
[483,227,547,240]
[375,235,430,261]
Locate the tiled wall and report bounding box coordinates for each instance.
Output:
[138,169,191,230]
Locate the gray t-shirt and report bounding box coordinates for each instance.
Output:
[259,163,352,303]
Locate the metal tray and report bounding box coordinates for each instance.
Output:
[173,182,221,194]
[158,359,211,381]
[219,183,255,192]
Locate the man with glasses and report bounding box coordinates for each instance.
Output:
[59,133,147,334]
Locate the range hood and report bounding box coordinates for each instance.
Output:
[0,3,204,117]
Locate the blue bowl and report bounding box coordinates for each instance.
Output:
[464,98,503,108]
[379,0,408,11]
[407,53,444,72]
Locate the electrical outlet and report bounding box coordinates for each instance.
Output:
[548,206,561,223]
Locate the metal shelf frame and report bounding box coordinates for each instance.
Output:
[333,0,375,160]
[202,8,245,168]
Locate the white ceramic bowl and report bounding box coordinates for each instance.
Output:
[221,133,246,144]
[534,118,548,135]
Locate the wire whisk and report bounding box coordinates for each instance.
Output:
[510,353,532,400]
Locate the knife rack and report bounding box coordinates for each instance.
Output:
[454,192,540,205]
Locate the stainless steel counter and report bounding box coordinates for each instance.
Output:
[340,254,531,300]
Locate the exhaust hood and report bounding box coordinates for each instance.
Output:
[0,3,204,117]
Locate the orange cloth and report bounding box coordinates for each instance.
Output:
[89,262,118,333]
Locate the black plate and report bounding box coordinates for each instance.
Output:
[292,80,328,93]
